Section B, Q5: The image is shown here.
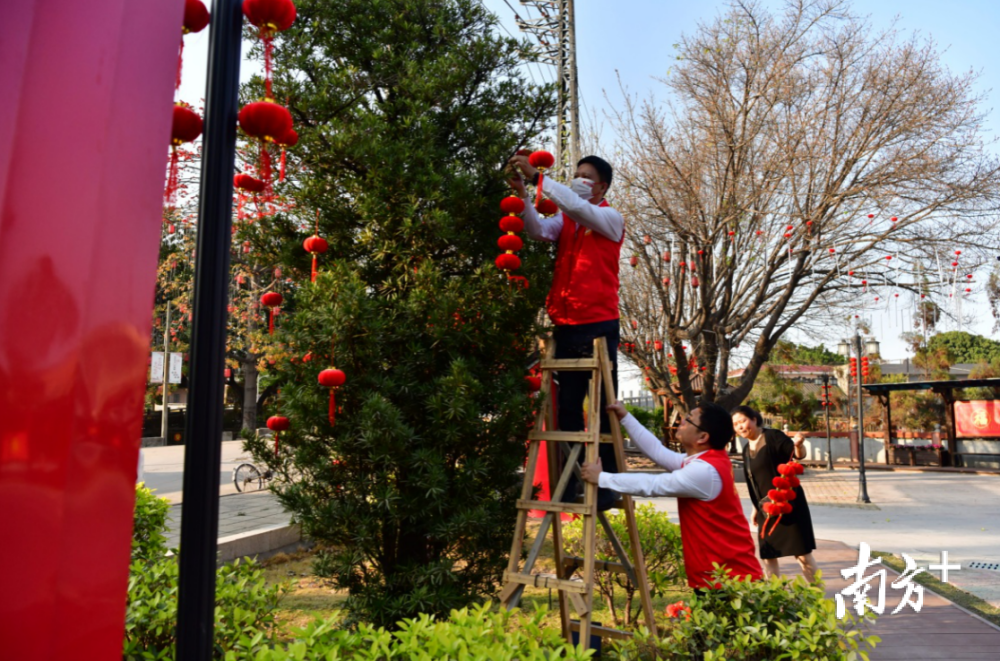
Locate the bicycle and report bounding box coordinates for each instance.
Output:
[232,461,274,493]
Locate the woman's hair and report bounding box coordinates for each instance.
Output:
[731,405,763,427]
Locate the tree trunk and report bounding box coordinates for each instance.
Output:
[242,358,258,433]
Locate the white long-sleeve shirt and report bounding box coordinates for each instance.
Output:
[597,414,723,501]
[520,178,625,243]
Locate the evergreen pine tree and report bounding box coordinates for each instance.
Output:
[244,0,555,626]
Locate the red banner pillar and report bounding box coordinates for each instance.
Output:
[0,2,183,659]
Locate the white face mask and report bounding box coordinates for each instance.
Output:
[570,177,595,200]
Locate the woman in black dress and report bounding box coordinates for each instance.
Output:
[731,405,818,582]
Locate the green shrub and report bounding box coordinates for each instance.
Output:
[123,486,283,660]
[132,484,171,560]
[563,504,685,629]
[608,568,879,661]
[221,603,592,661]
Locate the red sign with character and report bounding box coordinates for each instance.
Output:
[955,401,1000,437]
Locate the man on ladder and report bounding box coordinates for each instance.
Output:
[508,153,623,511]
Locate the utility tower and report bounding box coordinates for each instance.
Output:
[513,0,580,179]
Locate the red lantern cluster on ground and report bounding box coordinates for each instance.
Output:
[760,459,804,538]
[318,367,346,426]
[261,291,283,334]
[496,196,525,273]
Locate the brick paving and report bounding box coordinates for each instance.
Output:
[165,490,290,549]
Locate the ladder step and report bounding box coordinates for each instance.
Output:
[539,358,600,371]
[527,430,593,442]
[569,621,633,641]
[562,556,630,575]
[516,499,592,515]
[526,431,617,444]
[503,571,588,594]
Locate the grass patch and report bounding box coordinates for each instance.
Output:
[872,549,1000,627]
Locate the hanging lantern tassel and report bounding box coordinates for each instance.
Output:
[261,291,283,335]
[277,128,298,181]
[318,368,347,426]
[239,100,293,199]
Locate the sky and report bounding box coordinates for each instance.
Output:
[178,1,1000,397]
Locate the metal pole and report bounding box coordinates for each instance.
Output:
[161,301,171,441]
[824,374,833,470]
[854,333,871,503]
[567,0,580,167]
[175,0,242,658]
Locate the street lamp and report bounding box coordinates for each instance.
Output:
[838,335,872,504]
[815,374,833,470]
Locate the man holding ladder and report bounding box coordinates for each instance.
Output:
[508,153,624,511]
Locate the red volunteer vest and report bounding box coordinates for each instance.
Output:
[546,200,624,326]
[676,449,764,589]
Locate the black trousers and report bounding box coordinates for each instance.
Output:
[554,319,620,511]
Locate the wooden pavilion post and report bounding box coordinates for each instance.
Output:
[879,392,892,465]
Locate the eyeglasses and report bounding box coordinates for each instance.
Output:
[682,415,707,433]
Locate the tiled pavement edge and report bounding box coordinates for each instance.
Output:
[165,490,292,550]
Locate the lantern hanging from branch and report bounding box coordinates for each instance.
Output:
[178,0,210,90]
[260,291,283,335]
[238,99,293,197]
[303,234,328,282]
[165,102,203,205]
[318,367,346,426]
[242,0,297,98]
[266,415,289,456]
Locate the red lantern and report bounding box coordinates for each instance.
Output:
[536,198,558,216]
[165,103,203,204]
[496,253,521,271]
[238,99,294,195]
[890,216,898,222]
[499,216,524,233]
[529,150,555,205]
[184,0,210,33]
[267,414,290,455]
[629,255,638,268]
[528,150,555,169]
[643,234,651,244]
[663,251,671,262]
[318,368,346,426]
[243,0,297,96]
[525,376,542,392]
[234,173,266,193]
[691,275,700,288]
[498,235,524,252]
[177,0,210,90]
[261,291,283,334]
[303,234,329,282]
[500,196,525,214]
[654,340,663,351]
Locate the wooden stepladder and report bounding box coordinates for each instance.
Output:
[500,337,657,647]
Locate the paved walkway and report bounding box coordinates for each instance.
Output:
[164,490,290,549]
[797,539,1000,660]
